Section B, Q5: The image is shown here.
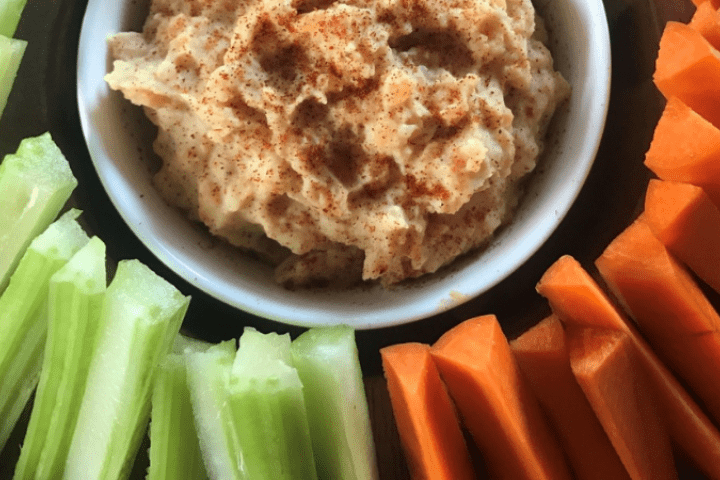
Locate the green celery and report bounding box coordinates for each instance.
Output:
[172,333,212,354]
[0,132,77,293]
[0,209,89,451]
[148,342,209,480]
[63,260,190,480]
[291,326,379,480]
[0,34,26,118]
[0,0,28,37]
[185,340,243,480]
[229,328,318,480]
[186,330,319,480]
[13,236,106,480]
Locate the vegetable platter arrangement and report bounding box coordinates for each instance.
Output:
[3,0,720,479]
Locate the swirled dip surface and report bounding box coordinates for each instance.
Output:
[106,0,569,287]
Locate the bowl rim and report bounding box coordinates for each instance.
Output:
[76,0,611,329]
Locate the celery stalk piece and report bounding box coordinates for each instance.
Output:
[229,328,318,480]
[13,236,106,480]
[148,348,209,480]
[185,340,243,480]
[291,326,379,480]
[0,35,26,118]
[63,260,191,480]
[0,132,77,292]
[0,0,28,37]
[0,209,89,451]
[172,333,213,355]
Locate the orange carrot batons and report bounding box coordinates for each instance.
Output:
[691,0,720,11]
[654,22,720,129]
[537,256,720,480]
[595,218,720,426]
[510,315,631,480]
[567,327,676,480]
[644,179,720,294]
[689,1,720,50]
[380,343,476,480]
[430,315,572,480]
[644,97,720,207]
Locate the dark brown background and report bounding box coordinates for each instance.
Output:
[0,0,705,477]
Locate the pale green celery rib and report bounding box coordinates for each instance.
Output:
[63,260,190,480]
[229,328,318,480]
[172,333,213,355]
[0,34,26,117]
[0,0,28,37]
[0,131,77,293]
[0,209,89,451]
[291,326,379,480]
[147,353,208,480]
[185,340,243,480]
[13,236,107,480]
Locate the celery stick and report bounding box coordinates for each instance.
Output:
[0,34,26,118]
[0,209,88,451]
[0,132,77,292]
[229,328,318,480]
[63,260,190,480]
[13,236,106,480]
[172,333,212,355]
[0,0,28,37]
[185,340,243,480]
[148,349,209,480]
[291,326,379,480]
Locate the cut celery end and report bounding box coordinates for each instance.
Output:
[172,333,213,355]
[0,209,88,451]
[0,0,28,37]
[228,328,318,480]
[0,132,77,293]
[63,260,190,480]
[233,328,295,379]
[185,340,243,480]
[0,35,26,117]
[291,326,379,480]
[148,354,208,480]
[13,236,106,480]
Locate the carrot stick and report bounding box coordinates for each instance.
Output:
[567,326,676,480]
[654,21,720,129]
[691,0,720,10]
[510,315,631,480]
[644,179,720,295]
[380,342,476,480]
[643,96,720,207]
[595,217,720,427]
[537,255,720,480]
[430,315,572,480]
[689,0,720,50]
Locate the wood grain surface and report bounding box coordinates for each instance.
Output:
[0,0,704,477]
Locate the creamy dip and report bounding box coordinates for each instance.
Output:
[105,0,569,287]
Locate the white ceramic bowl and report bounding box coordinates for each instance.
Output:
[76,0,611,329]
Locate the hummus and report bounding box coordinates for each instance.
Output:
[105,0,569,287]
